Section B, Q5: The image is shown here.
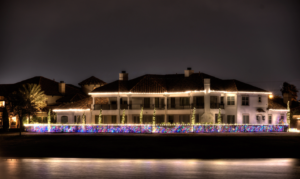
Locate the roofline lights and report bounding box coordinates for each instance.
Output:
[269,109,289,111]
[53,109,90,112]
[89,91,272,95]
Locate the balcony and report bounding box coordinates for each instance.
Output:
[129,104,165,110]
[210,103,225,109]
[167,104,192,110]
[191,103,204,109]
[94,104,117,110]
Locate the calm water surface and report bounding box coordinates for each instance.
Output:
[0,158,299,179]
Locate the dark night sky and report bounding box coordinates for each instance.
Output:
[1,0,299,96]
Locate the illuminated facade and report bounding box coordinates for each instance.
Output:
[54,68,289,126]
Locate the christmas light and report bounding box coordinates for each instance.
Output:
[24,124,287,133]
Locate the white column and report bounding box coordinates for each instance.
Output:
[117,95,120,124]
[127,95,130,124]
[204,79,210,114]
[91,96,95,110]
[164,95,168,123]
[190,92,193,122]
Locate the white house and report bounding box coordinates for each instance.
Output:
[54,68,288,125]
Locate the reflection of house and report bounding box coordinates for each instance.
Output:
[54,68,290,125]
[0,76,106,129]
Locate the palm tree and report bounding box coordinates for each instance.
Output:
[19,84,47,124]
[7,84,47,135]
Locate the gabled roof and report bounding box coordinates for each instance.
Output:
[56,97,108,109]
[91,73,269,93]
[78,76,106,86]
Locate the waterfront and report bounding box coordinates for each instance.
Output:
[0,158,299,179]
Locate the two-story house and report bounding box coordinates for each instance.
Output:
[54,68,288,125]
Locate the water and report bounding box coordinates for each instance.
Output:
[0,158,299,179]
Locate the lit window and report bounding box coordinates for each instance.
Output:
[0,101,5,107]
[242,96,249,106]
[227,96,235,105]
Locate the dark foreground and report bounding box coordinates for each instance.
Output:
[0,132,300,158]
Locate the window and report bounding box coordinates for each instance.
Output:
[155,115,164,124]
[170,98,175,108]
[133,116,139,124]
[143,116,152,124]
[179,115,190,124]
[180,97,190,106]
[61,116,68,124]
[155,98,159,108]
[220,97,224,104]
[258,96,261,102]
[195,96,204,107]
[0,101,5,108]
[111,116,117,124]
[168,115,174,124]
[144,98,150,108]
[262,116,265,121]
[242,96,249,106]
[243,115,249,124]
[268,115,272,124]
[74,116,77,123]
[227,96,235,105]
[227,115,235,124]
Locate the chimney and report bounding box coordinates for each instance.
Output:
[59,81,65,94]
[184,67,194,77]
[119,71,128,81]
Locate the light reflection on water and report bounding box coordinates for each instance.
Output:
[0,158,299,179]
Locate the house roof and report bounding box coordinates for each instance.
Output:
[0,76,85,96]
[91,73,268,93]
[78,76,106,86]
[56,93,89,103]
[268,98,287,109]
[56,97,109,109]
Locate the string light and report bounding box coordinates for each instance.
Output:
[25,124,287,133]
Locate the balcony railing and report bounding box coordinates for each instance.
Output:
[210,103,225,109]
[94,103,223,110]
[167,104,192,109]
[129,104,165,110]
[94,104,117,110]
[191,103,204,109]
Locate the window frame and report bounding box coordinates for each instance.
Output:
[268,115,272,124]
[242,114,249,124]
[241,96,249,106]
[227,96,235,105]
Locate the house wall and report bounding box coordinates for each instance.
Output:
[82,84,102,95]
[46,95,62,105]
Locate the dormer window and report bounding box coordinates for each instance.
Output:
[258,96,261,103]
